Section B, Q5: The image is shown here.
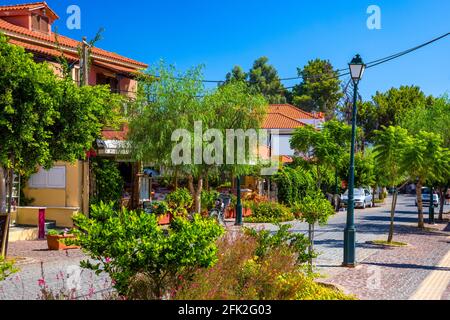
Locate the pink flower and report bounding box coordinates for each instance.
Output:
[105,257,112,264]
[38,278,46,287]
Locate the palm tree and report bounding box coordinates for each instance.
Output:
[401,131,447,228]
[374,126,409,242]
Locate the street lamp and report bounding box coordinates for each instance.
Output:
[343,54,366,267]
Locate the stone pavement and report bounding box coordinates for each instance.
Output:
[243,194,450,300]
[1,194,448,300]
[0,241,112,300]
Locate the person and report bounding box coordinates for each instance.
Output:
[445,190,450,205]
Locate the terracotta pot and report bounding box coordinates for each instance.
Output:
[47,235,80,251]
[157,213,172,225]
[225,208,236,219]
[243,208,253,217]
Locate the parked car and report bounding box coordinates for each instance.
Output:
[341,188,373,209]
[415,187,439,207]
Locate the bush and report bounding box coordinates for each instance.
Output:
[201,190,220,212]
[71,202,224,299]
[90,158,123,207]
[0,256,18,281]
[246,202,295,223]
[165,188,193,215]
[145,200,170,216]
[274,167,314,207]
[174,231,353,300]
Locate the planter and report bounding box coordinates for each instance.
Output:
[157,213,172,225]
[225,208,252,219]
[47,234,80,251]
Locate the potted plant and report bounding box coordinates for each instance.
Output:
[147,200,172,225]
[46,229,80,251]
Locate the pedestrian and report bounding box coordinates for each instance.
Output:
[445,190,450,205]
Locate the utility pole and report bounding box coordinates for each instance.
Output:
[80,37,91,215]
[80,37,90,86]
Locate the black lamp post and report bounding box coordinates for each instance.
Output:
[343,54,366,267]
[428,185,435,224]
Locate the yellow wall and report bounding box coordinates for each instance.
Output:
[17,207,79,228]
[24,161,83,208]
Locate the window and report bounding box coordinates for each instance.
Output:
[29,166,66,189]
[96,73,119,93]
[31,14,49,33]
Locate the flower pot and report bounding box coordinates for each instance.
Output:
[243,208,253,217]
[47,234,80,251]
[157,213,172,225]
[225,207,235,219]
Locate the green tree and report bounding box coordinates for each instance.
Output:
[291,59,343,118]
[357,86,434,142]
[224,65,248,84]
[90,158,124,207]
[129,62,267,213]
[0,34,119,255]
[71,202,224,299]
[248,56,286,103]
[297,191,335,268]
[401,131,449,228]
[401,96,450,219]
[290,120,352,195]
[373,126,409,242]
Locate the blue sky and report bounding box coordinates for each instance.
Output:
[9,0,450,99]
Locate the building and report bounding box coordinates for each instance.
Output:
[262,104,325,158]
[0,2,148,228]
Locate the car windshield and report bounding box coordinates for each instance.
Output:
[422,188,430,194]
[344,189,364,196]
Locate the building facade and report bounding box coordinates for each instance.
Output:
[0,2,147,227]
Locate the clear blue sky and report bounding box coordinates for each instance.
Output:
[12,0,450,99]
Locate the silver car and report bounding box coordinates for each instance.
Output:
[341,188,373,209]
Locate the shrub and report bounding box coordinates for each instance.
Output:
[201,190,220,212]
[246,202,295,223]
[145,200,170,216]
[244,223,312,265]
[274,167,314,207]
[71,202,224,299]
[165,188,193,215]
[174,231,353,300]
[90,158,123,207]
[0,256,18,281]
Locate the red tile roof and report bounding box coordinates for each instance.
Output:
[0,2,147,71]
[269,104,324,120]
[262,113,305,129]
[0,2,58,20]
[8,38,78,61]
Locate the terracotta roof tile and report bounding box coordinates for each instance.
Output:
[9,38,78,61]
[0,18,147,69]
[262,113,305,129]
[269,104,324,120]
[0,2,59,19]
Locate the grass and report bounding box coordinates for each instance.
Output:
[370,240,408,247]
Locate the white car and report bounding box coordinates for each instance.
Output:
[415,187,439,207]
[341,188,373,209]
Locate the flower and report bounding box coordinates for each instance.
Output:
[105,257,112,264]
[38,278,46,287]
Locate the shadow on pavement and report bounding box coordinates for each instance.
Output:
[363,262,450,272]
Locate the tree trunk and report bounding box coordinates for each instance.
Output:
[416,181,424,229]
[308,223,315,270]
[438,187,446,222]
[0,167,7,215]
[188,174,203,214]
[388,190,398,243]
